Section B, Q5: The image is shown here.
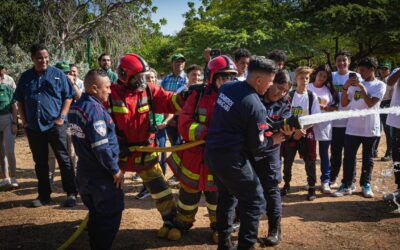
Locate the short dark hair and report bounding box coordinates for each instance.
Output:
[186,64,203,74]
[30,43,48,56]
[69,63,76,68]
[358,57,378,69]
[98,53,110,63]
[267,50,288,63]
[234,48,251,62]
[84,69,109,89]
[334,50,351,61]
[273,69,291,84]
[248,56,278,74]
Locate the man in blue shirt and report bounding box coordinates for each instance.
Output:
[69,69,124,249]
[161,53,188,147]
[14,43,77,208]
[205,56,282,249]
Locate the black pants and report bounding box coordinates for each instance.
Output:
[205,148,265,250]
[76,175,124,250]
[342,135,378,187]
[25,124,77,199]
[283,139,316,186]
[392,127,400,189]
[330,127,346,183]
[251,148,282,228]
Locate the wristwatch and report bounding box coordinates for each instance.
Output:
[59,114,67,120]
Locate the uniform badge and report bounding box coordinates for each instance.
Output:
[94,120,107,137]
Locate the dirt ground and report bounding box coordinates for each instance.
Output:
[1,135,399,250]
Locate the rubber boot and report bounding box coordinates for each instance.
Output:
[263,218,281,246]
[157,221,174,238]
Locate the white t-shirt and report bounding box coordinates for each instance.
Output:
[332,71,362,127]
[387,68,400,129]
[308,84,333,141]
[76,78,85,93]
[345,79,386,137]
[290,90,321,118]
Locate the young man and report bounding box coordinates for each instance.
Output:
[186,64,203,86]
[384,65,400,204]
[267,50,288,70]
[334,57,386,198]
[98,53,118,83]
[233,48,251,81]
[14,43,77,208]
[329,51,362,189]
[281,66,321,201]
[69,69,124,249]
[205,56,281,249]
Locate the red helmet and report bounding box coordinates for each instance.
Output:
[206,55,238,85]
[118,54,149,84]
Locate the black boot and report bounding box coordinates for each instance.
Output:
[218,232,235,250]
[263,219,281,246]
[280,182,290,196]
[307,186,316,201]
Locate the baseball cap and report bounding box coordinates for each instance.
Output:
[55,61,71,73]
[171,53,186,62]
[379,61,392,70]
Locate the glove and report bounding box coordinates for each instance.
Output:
[118,143,130,158]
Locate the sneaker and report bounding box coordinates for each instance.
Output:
[62,194,77,207]
[330,182,339,189]
[132,174,142,181]
[350,183,357,192]
[307,187,317,201]
[0,178,11,188]
[49,173,55,185]
[321,183,332,194]
[381,155,392,162]
[10,178,19,188]
[332,184,352,197]
[31,197,52,207]
[136,188,151,200]
[280,183,290,196]
[362,183,374,198]
[383,189,400,202]
[232,222,240,233]
[168,176,179,186]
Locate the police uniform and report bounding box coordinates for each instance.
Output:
[205,81,274,249]
[69,93,123,249]
[249,97,291,243]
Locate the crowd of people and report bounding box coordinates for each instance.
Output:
[0,42,399,250]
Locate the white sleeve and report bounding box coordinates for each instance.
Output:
[311,92,321,114]
[371,81,386,100]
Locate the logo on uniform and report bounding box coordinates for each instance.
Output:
[94,120,107,136]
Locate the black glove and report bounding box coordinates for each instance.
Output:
[118,143,130,158]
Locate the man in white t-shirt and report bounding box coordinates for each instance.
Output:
[333,57,386,198]
[329,51,362,189]
[384,67,400,203]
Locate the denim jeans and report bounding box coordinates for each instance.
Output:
[25,123,77,199]
[342,134,378,187]
[319,141,331,184]
[156,128,167,175]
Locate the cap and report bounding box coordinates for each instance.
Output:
[379,61,392,70]
[0,64,6,69]
[171,53,186,62]
[55,61,70,73]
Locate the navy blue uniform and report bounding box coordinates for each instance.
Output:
[69,93,123,250]
[205,81,274,249]
[249,97,291,233]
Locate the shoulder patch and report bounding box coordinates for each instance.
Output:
[93,120,107,137]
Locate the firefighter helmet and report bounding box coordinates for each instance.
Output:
[118,54,149,85]
[206,55,238,85]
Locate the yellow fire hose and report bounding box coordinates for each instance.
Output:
[57,140,205,250]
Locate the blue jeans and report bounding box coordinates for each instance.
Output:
[319,141,331,184]
[342,134,378,187]
[205,148,265,249]
[156,128,167,175]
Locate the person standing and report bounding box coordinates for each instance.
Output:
[0,79,18,188]
[69,69,124,249]
[333,57,386,198]
[0,65,16,89]
[233,48,251,81]
[98,53,118,83]
[14,43,77,207]
[205,56,280,249]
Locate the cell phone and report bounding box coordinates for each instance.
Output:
[210,49,221,58]
[349,72,357,78]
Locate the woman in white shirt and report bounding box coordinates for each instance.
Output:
[308,65,338,194]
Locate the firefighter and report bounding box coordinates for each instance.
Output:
[108,54,184,238]
[166,55,238,242]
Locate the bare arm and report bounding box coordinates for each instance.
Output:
[387,69,400,87]
[17,102,27,127]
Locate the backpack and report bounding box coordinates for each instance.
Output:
[288,89,315,115]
